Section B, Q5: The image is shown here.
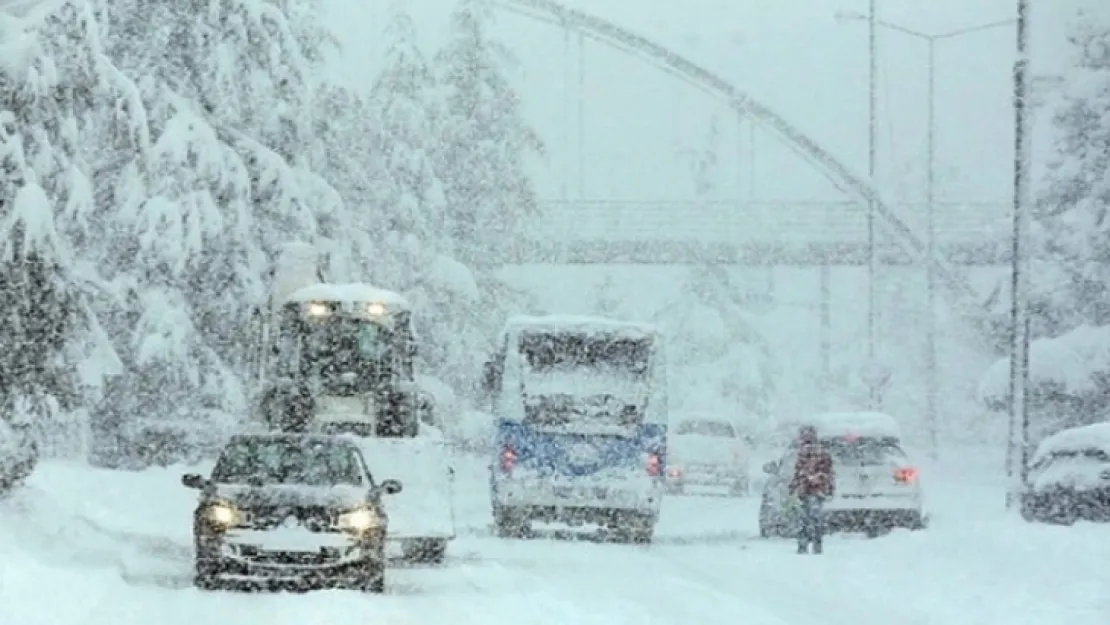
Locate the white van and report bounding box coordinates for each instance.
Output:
[480,315,668,543]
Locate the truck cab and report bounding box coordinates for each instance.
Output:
[256,283,434,437]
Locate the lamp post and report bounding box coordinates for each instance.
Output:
[836,11,1016,459]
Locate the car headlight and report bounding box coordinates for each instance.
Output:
[337,506,382,532]
[203,502,241,527]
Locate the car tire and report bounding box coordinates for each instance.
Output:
[354,559,386,594]
[401,538,447,564]
[614,513,655,544]
[493,506,529,539]
[907,511,926,530]
[729,478,749,497]
[193,558,221,590]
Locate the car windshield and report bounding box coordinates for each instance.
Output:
[820,437,906,466]
[211,438,366,486]
[300,317,394,394]
[676,420,735,437]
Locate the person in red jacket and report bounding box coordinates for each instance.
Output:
[788,425,835,554]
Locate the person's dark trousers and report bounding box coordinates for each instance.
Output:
[796,495,826,554]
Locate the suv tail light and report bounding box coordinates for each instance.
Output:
[894,467,918,484]
[500,446,517,473]
[647,452,662,477]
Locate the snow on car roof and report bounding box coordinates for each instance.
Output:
[284,282,410,310]
[1031,422,1110,463]
[505,314,659,339]
[793,411,903,439]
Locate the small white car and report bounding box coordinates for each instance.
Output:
[666,416,751,496]
[1021,423,1110,525]
[759,412,925,537]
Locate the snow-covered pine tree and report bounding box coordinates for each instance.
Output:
[0,1,143,448]
[433,0,544,268]
[93,0,348,425]
[973,14,1110,429]
[1036,15,1110,329]
[367,0,445,288]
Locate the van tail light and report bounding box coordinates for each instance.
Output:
[647,452,662,477]
[500,446,517,473]
[894,467,918,484]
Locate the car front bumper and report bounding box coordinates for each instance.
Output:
[197,528,384,589]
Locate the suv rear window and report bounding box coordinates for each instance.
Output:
[823,437,905,465]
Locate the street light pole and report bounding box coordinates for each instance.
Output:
[924,38,938,460]
[867,0,879,409]
[835,10,1017,458]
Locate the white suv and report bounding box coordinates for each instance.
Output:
[759,425,925,537]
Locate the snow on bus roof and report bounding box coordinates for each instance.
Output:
[1032,422,1110,463]
[505,314,659,338]
[788,411,903,439]
[284,283,410,310]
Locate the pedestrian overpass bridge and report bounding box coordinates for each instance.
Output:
[518,199,1011,266]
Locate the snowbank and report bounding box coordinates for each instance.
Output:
[978,324,1110,405]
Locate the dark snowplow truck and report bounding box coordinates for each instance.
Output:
[252,285,436,437]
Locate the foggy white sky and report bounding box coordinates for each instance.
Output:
[324,0,1099,208]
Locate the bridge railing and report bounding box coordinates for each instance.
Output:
[530,200,1011,246]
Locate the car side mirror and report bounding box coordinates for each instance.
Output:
[762,461,778,474]
[380,479,403,495]
[417,391,436,425]
[182,473,207,489]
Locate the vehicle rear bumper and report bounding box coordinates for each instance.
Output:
[825,508,923,531]
[667,465,747,487]
[491,476,663,514]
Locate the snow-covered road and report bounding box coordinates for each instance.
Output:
[1,449,1106,625]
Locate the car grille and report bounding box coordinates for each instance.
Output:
[245,549,341,566]
[243,506,336,532]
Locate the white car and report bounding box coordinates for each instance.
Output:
[666,417,751,496]
[758,412,925,537]
[1021,422,1110,525]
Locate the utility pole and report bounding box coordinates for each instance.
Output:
[867,0,879,409]
[1006,0,1033,510]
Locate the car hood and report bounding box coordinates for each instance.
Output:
[209,483,369,509]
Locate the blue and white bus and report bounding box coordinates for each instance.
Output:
[480,315,668,543]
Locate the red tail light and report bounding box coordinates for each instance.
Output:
[894,467,918,484]
[500,446,517,473]
[647,452,662,477]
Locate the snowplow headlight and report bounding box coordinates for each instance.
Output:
[337,506,382,532]
[307,302,331,317]
[204,502,241,527]
[365,302,386,316]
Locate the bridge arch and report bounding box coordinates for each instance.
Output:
[494,0,984,313]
